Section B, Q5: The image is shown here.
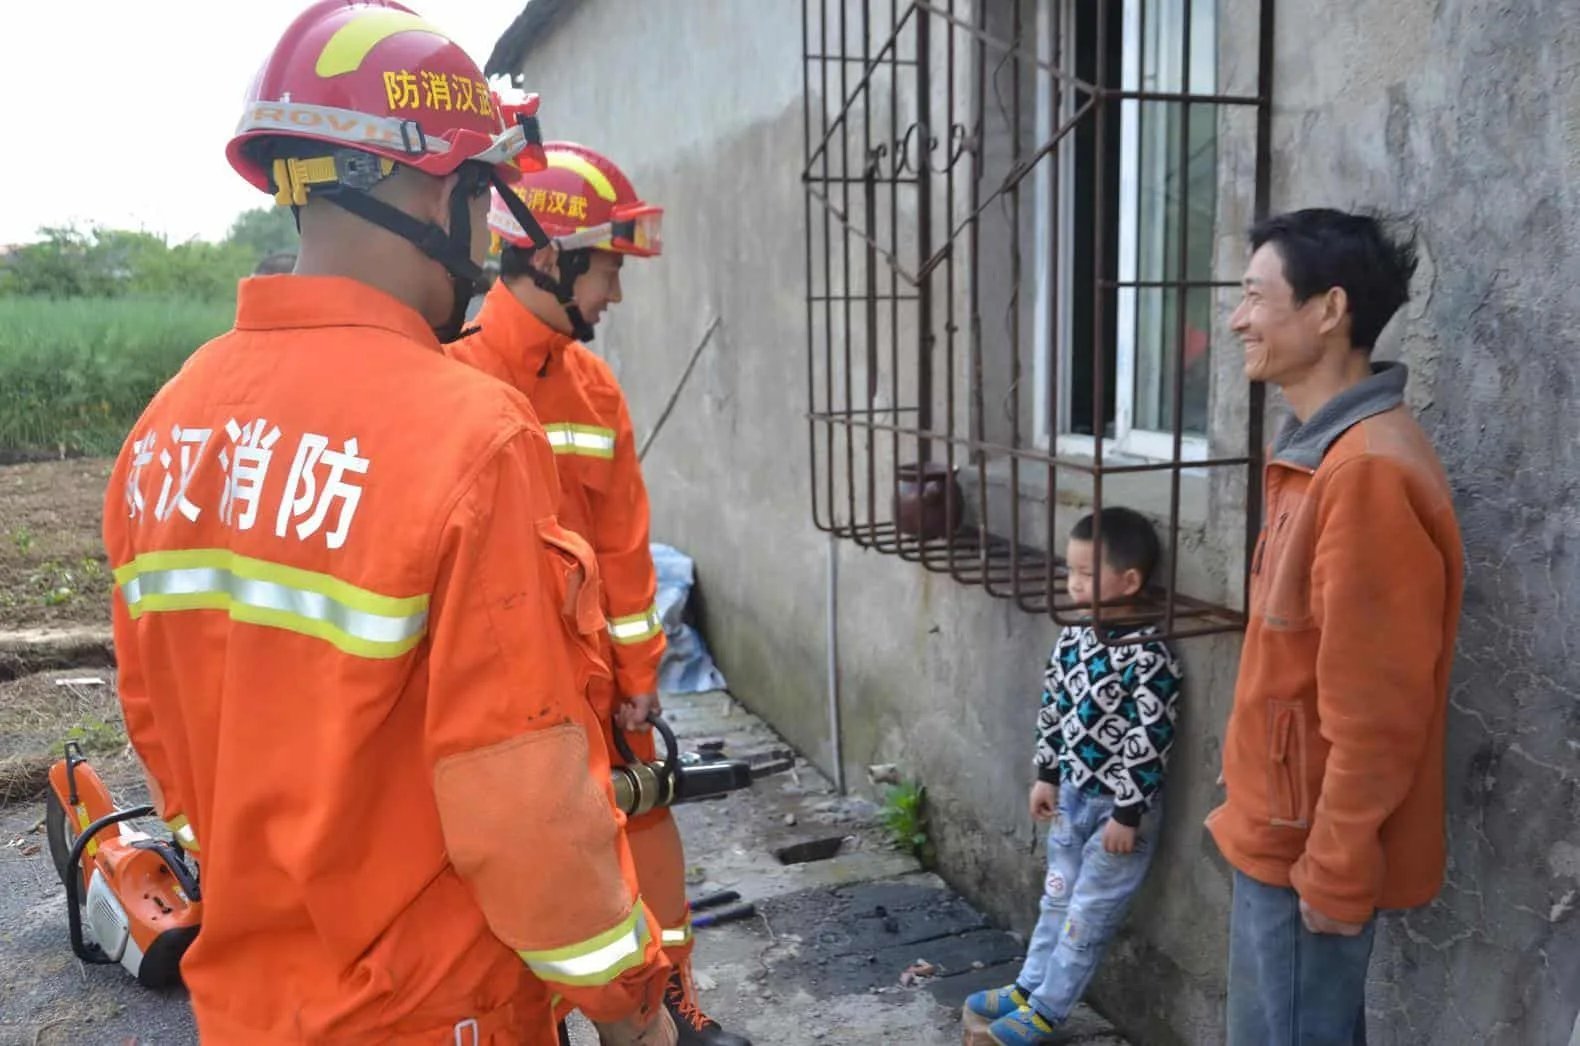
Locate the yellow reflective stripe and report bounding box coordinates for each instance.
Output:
[164,815,200,853]
[518,905,650,987]
[114,549,428,661]
[113,549,426,616]
[660,921,692,947]
[609,605,662,645]
[543,423,616,460]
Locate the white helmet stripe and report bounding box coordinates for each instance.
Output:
[234,101,529,167]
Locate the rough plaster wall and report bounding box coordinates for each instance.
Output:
[506,0,846,776]
[972,0,1040,452]
[510,3,1239,1044]
[829,550,1247,1046]
[510,0,1580,1043]
[1252,0,1580,1042]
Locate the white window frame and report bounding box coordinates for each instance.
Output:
[1031,0,1215,465]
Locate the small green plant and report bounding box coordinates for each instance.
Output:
[9,526,34,555]
[55,715,126,757]
[878,779,934,865]
[28,559,97,607]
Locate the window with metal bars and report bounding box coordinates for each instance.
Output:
[802,0,1273,643]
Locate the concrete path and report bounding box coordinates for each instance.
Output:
[563,690,1129,1046]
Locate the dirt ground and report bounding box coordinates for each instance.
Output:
[0,669,130,805]
[0,449,152,1046]
[0,459,116,632]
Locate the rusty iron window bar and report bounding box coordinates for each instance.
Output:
[802,0,1274,644]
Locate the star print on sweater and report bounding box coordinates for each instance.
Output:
[1032,623,1183,826]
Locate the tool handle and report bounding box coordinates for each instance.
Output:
[612,711,681,783]
[688,889,741,912]
[692,902,757,928]
[65,805,155,964]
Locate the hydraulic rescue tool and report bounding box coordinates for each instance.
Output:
[608,712,754,816]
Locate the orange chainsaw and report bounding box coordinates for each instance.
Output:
[42,742,200,988]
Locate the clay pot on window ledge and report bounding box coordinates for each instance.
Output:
[894,462,963,540]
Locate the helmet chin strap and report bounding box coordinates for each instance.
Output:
[315,163,550,343]
[262,109,550,342]
[521,248,596,342]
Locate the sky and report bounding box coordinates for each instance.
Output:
[0,1,529,246]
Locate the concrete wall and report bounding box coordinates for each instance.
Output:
[501,0,841,784]
[1258,0,1580,1042]
[504,0,1580,1043]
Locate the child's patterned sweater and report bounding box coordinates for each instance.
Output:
[1033,624,1183,826]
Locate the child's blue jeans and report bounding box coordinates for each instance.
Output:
[1015,787,1161,1023]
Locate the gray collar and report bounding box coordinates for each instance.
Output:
[1272,361,1408,469]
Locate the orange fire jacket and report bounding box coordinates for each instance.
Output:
[448,282,666,718]
[102,276,667,1044]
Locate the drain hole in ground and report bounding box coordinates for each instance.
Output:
[774,836,845,865]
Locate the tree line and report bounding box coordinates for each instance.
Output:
[0,207,298,302]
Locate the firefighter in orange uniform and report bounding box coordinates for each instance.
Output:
[101,4,675,1043]
[448,144,751,1046]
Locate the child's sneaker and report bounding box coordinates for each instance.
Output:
[986,1005,1059,1045]
[962,984,1030,1027]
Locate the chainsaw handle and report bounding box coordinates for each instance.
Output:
[612,710,681,784]
[64,805,154,965]
[63,739,89,805]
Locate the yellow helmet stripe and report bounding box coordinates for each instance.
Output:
[316,10,450,78]
[547,152,618,202]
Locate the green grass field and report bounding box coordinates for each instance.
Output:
[0,296,233,458]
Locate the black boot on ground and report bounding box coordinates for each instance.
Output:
[665,968,752,1046]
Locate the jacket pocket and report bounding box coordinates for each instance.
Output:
[533,518,605,637]
[1260,493,1316,631]
[1248,492,1285,610]
[1266,699,1310,829]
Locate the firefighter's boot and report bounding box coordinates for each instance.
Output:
[664,967,752,1046]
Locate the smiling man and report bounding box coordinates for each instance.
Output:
[1208,209,1465,1045]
